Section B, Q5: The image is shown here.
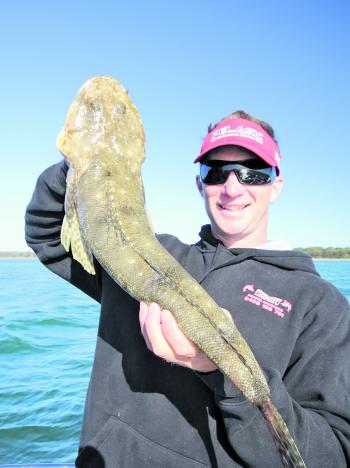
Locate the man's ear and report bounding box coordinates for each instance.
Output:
[196,175,204,197]
[270,176,284,204]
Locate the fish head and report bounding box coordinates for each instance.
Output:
[56,76,145,174]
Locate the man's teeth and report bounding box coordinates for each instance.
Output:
[219,203,246,212]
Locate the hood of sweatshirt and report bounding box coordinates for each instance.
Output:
[197,225,318,276]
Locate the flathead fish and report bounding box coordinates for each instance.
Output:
[57,76,306,468]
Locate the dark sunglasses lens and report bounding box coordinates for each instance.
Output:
[236,168,273,185]
[200,165,227,184]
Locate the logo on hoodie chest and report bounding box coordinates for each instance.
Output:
[242,284,292,318]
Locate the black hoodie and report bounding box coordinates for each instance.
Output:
[25,161,350,468]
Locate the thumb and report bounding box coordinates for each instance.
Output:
[221,308,234,323]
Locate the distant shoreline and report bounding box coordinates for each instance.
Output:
[0,256,37,260]
[313,258,350,261]
[1,253,350,260]
[0,252,36,259]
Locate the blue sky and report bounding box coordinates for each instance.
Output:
[1,0,349,250]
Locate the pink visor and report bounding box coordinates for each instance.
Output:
[194,117,281,172]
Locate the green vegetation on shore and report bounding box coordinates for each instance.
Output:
[0,251,36,258]
[1,248,350,259]
[295,247,350,259]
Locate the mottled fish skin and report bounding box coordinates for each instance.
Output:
[57,76,306,468]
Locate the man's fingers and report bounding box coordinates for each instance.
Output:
[142,303,175,359]
[139,302,230,371]
[139,301,152,350]
[221,307,234,322]
[139,301,148,328]
[139,303,196,361]
[160,309,197,358]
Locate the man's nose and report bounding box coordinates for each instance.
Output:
[222,172,245,196]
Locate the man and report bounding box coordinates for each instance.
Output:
[25,110,350,467]
[139,112,283,371]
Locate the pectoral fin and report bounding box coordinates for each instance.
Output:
[61,192,95,275]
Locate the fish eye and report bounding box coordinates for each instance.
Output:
[87,99,101,112]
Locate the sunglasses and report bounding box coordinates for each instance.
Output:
[199,160,277,186]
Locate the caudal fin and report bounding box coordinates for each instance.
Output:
[260,399,306,468]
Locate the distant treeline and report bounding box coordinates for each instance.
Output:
[295,247,350,259]
[0,251,35,258]
[1,248,350,259]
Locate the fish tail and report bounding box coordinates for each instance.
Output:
[260,399,306,468]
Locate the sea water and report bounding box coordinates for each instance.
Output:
[0,260,98,463]
[0,259,349,463]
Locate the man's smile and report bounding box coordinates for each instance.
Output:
[217,202,250,213]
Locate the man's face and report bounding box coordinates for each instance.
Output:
[196,146,284,248]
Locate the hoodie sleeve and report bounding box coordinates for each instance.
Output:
[25,161,102,303]
[198,284,350,467]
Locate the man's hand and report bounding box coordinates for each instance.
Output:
[139,301,233,373]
